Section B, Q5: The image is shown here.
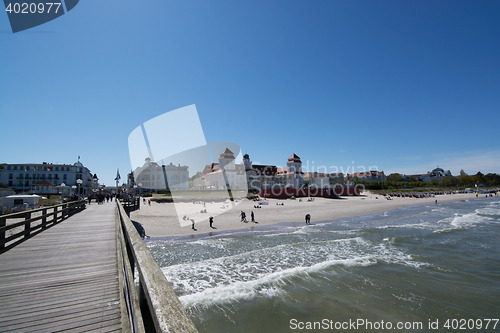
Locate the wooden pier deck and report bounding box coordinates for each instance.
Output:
[0,202,124,333]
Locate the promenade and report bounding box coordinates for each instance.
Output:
[0,202,123,332]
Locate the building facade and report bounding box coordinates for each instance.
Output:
[131,157,189,190]
[0,160,99,195]
[194,149,248,190]
[348,171,387,182]
[275,154,304,188]
[195,150,304,190]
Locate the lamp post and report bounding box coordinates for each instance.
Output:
[138,183,142,198]
[72,185,77,196]
[76,179,83,200]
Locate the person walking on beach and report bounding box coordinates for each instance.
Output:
[251,211,255,223]
[240,211,247,222]
[191,219,196,230]
[305,214,311,225]
[209,216,214,228]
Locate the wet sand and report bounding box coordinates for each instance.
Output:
[131,192,480,237]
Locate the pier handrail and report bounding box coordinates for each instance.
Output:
[116,200,198,333]
[121,196,141,216]
[0,199,86,254]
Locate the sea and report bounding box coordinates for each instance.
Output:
[146,197,500,332]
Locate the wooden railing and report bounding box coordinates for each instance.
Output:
[121,196,141,216]
[0,200,86,254]
[116,200,198,333]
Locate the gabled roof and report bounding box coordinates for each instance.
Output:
[32,179,55,186]
[287,153,301,163]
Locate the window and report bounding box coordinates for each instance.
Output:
[7,165,11,170]
[8,181,12,186]
[55,167,59,171]
[9,173,13,179]
[63,174,67,180]
[14,166,17,170]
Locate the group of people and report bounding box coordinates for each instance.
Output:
[184,215,216,230]
[185,202,313,233]
[87,192,114,205]
[240,211,256,223]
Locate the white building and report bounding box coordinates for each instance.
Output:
[197,149,248,190]
[132,157,189,190]
[275,154,304,188]
[348,171,387,182]
[405,167,453,182]
[194,150,304,190]
[0,160,99,196]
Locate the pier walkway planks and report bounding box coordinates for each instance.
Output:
[0,202,123,333]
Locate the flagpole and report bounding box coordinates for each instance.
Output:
[115,168,121,197]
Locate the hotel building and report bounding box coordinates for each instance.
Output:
[0,160,99,195]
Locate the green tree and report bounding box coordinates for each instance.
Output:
[485,173,500,186]
[470,172,486,185]
[439,176,459,187]
[387,173,403,182]
[459,170,471,186]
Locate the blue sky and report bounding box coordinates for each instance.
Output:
[1,0,499,186]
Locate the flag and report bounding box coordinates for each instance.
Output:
[115,169,121,182]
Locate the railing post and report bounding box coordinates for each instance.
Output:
[42,208,47,229]
[0,216,5,249]
[24,211,31,238]
[63,203,67,220]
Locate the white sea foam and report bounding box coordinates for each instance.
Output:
[475,207,500,217]
[433,212,493,233]
[177,256,376,308]
[161,235,426,307]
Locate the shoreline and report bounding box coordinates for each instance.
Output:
[131,192,487,238]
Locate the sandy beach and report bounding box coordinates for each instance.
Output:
[131,192,482,237]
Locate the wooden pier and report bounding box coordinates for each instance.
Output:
[0,199,197,333]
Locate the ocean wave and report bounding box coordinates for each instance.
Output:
[161,235,427,307]
[433,212,493,233]
[475,207,500,217]
[178,256,376,309]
